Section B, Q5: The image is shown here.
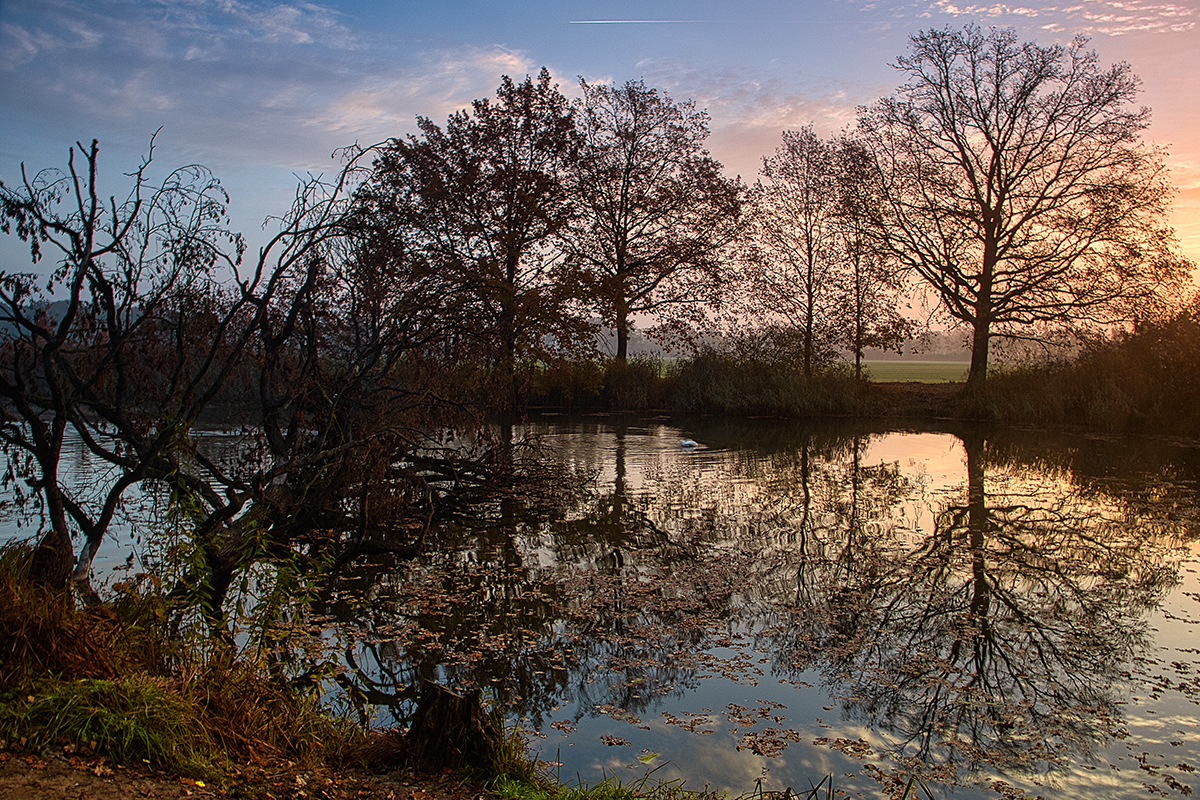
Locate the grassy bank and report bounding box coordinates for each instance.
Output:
[967,311,1200,436]
[523,312,1200,437]
[526,354,878,416]
[0,543,352,784]
[3,542,933,800]
[526,354,963,419]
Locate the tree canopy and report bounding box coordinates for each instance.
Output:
[856,25,1190,385]
[565,79,742,360]
[356,69,589,408]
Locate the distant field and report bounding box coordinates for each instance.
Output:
[862,360,969,383]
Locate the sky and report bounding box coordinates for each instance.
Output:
[1,0,1198,265]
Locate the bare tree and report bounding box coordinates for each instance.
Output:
[832,138,913,379]
[0,137,518,628]
[742,127,844,378]
[0,136,248,596]
[565,79,742,361]
[856,25,1192,386]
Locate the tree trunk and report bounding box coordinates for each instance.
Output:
[968,248,996,388]
[30,527,74,590]
[614,289,631,362]
[403,681,502,772]
[30,481,75,589]
[615,314,629,362]
[967,316,990,387]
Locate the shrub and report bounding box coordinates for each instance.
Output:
[0,542,340,780]
[981,306,1200,434]
[671,349,866,416]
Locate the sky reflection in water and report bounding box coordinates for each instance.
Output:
[318,419,1200,799]
[6,418,1199,798]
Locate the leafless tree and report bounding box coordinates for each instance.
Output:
[832,138,913,379]
[742,127,844,378]
[856,25,1192,386]
[0,137,532,629]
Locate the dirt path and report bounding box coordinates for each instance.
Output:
[0,747,491,800]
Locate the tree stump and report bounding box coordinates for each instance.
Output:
[403,681,502,772]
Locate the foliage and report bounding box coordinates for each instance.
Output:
[671,343,867,416]
[602,357,673,411]
[0,543,341,781]
[565,79,743,361]
[356,69,590,410]
[856,25,1193,385]
[525,357,606,409]
[0,543,161,688]
[978,298,1200,433]
[14,676,220,777]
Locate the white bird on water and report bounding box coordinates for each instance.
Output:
[680,438,699,449]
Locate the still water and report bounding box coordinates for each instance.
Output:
[319,418,1200,799]
[6,417,1200,798]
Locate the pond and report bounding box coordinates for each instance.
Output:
[6,417,1200,798]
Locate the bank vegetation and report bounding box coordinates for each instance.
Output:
[0,20,1194,799]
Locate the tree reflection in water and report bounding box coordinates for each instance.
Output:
[297,420,1197,794]
[766,430,1180,781]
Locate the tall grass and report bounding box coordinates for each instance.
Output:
[978,308,1200,435]
[671,350,868,416]
[0,542,341,780]
[526,352,869,416]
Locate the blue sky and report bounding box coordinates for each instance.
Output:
[2,0,1197,261]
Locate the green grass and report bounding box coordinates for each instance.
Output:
[487,768,936,800]
[12,676,221,778]
[862,360,968,383]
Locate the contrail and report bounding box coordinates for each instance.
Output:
[569,18,871,25]
[568,19,691,24]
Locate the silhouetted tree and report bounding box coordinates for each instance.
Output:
[0,137,248,595]
[856,25,1191,386]
[0,137,558,628]
[831,138,913,379]
[359,69,588,407]
[565,79,742,360]
[743,127,841,378]
[741,129,911,379]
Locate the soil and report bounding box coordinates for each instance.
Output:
[863,381,965,418]
[0,746,492,800]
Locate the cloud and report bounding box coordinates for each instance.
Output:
[927,0,1197,35]
[305,46,537,140]
[619,61,887,177]
[0,0,494,170]
[0,22,42,70]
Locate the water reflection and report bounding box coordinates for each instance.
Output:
[310,419,1199,797]
[767,430,1177,779]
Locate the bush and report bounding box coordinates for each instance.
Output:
[980,305,1200,434]
[603,357,672,410]
[0,542,340,780]
[526,358,606,408]
[671,349,866,416]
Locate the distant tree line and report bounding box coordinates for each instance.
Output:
[0,24,1193,615]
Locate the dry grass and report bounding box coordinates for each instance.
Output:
[0,542,342,781]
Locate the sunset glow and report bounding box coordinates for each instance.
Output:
[1,0,1196,263]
